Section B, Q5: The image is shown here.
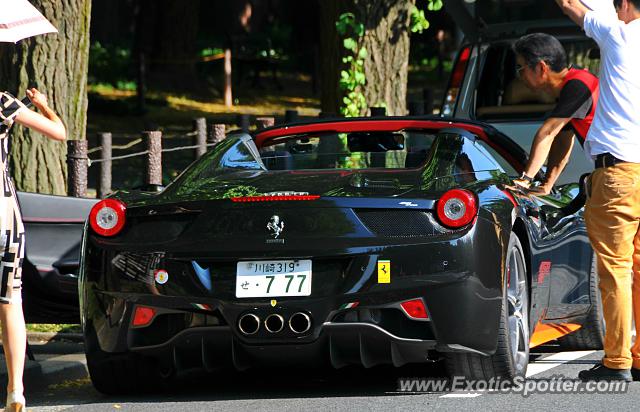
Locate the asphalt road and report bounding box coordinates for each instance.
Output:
[14,342,640,412]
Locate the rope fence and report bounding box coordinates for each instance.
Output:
[67,112,286,198]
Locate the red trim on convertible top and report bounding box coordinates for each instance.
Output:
[254,120,523,170]
[255,120,469,145]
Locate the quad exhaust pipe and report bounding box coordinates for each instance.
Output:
[238,312,312,335]
[264,314,285,333]
[289,312,312,334]
[238,313,260,335]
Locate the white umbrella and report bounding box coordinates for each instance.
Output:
[0,0,57,43]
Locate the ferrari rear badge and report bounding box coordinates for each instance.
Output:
[154,269,169,285]
[267,215,285,238]
[270,299,277,307]
[377,260,391,284]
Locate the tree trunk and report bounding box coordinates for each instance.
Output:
[0,0,91,195]
[355,0,413,116]
[318,0,414,116]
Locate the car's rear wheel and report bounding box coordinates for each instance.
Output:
[84,322,170,395]
[558,255,605,350]
[445,232,530,381]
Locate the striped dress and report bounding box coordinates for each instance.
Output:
[0,92,26,304]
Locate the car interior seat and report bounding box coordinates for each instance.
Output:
[261,150,293,170]
[476,74,556,118]
[503,77,556,105]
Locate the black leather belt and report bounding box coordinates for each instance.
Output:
[595,152,626,169]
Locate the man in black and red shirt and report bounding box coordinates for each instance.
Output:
[512,33,599,194]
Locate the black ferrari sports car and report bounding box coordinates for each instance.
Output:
[79,117,602,394]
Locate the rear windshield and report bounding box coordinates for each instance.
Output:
[166,128,519,196]
[260,131,437,171]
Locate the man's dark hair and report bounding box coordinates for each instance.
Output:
[514,33,568,73]
[614,0,640,10]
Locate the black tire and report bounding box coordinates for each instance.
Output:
[445,232,530,381]
[558,255,605,350]
[84,322,170,395]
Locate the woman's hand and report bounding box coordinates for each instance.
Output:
[15,88,66,141]
[26,88,49,110]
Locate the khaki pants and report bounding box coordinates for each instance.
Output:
[584,162,640,370]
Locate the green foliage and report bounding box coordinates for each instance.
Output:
[411,0,443,34]
[26,324,81,333]
[88,42,134,88]
[410,8,430,33]
[92,81,137,92]
[336,13,367,117]
[428,0,443,11]
[200,47,224,57]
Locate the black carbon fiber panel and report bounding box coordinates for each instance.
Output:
[354,209,446,237]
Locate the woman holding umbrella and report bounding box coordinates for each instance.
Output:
[0,88,65,411]
[1,1,66,410]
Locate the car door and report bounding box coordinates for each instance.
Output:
[534,170,594,320]
[476,133,593,322]
[17,191,99,323]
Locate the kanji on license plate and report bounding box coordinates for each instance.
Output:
[235,260,312,298]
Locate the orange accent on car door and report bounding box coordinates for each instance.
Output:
[529,322,582,348]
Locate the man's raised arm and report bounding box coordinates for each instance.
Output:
[555,0,591,27]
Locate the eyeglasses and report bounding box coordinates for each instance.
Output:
[516,64,525,76]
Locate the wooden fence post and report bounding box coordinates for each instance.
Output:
[144,131,162,186]
[208,123,226,146]
[97,132,112,198]
[256,117,275,129]
[67,140,88,197]
[224,49,233,108]
[193,117,207,159]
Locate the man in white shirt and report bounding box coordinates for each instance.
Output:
[556,0,640,382]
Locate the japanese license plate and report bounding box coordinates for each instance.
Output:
[235,260,312,298]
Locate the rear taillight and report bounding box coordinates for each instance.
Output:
[441,46,470,117]
[89,199,127,236]
[436,189,477,228]
[132,305,156,327]
[400,299,429,320]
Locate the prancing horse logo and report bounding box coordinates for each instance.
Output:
[267,215,285,238]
